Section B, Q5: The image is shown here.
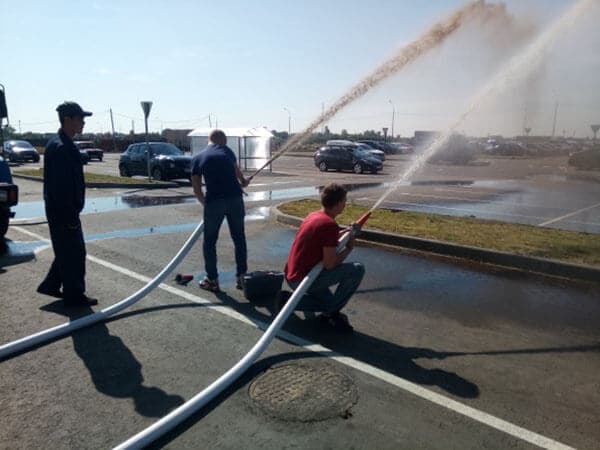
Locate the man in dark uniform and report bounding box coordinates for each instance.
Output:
[37,101,98,306]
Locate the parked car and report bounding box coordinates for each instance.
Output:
[568,147,600,170]
[356,140,396,154]
[326,139,385,161]
[0,154,18,245]
[314,143,383,174]
[355,143,385,161]
[391,142,414,153]
[2,140,40,163]
[75,141,104,161]
[119,142,191,180]
[79,149,90,165]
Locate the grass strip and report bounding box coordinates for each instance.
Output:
[13,168,169,185]
[278,199,600,267]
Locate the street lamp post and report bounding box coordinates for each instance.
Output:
[140,101,153,182]
[388,99,395,141]
[283,107,291,135]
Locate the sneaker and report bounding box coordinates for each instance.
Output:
[199,277,220,292]
[236,275,245,290]
[319,312,354,333]
[63,294,98,307]
[37,283,63,298]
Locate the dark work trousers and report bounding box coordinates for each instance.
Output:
[203,195,247,281]
[41,217,86,298]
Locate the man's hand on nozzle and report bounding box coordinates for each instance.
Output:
[350,221,362,237]
[240,177,250,188]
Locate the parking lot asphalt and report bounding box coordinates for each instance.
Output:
[1,153,599,449]
[10,152,600,234]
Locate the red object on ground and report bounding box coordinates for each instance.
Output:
[175,274,194,285]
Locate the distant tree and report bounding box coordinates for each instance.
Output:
[341,129,348,137]
[3,125,16,137]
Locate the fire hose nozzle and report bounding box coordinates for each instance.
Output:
[357,211,371,226]
[351,211,372,237]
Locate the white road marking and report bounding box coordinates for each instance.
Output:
[12,226,577,450]
[537,202,600,226]
[11,226,49,242]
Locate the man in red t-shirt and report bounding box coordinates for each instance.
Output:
[285,183,365,332]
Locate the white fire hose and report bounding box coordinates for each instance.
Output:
[114,228,357,449]
[0,222,205,360]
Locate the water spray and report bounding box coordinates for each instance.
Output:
[369,0,595,213]
[246,1,506,182]
[113,212,371,449]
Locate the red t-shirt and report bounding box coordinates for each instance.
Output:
[285,210,340,282]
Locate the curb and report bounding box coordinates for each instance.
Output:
[275,208,600,284]
[12,174,178,189]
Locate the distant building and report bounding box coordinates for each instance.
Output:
[188,127,274,171]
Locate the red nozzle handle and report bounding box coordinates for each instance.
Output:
[356,211,371,226]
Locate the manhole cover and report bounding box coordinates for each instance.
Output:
[249,363,358,422]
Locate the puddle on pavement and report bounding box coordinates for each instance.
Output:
[8,206,273,251]
[12,183,392,220]
[0,240,42,267]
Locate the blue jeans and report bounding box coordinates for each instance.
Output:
[203,195,247,281]
[287,262,365,314]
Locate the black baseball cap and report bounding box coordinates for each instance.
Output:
[56,101,93,118]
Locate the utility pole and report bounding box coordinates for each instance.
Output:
[388,99,395,141]
[18,120,21,134]
[551,102,558,138]
[109,108,117,152]
[131,120,135,135]
[208,114,212,128]
[284,107,291,135]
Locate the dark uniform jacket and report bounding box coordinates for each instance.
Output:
[43,130,85,226]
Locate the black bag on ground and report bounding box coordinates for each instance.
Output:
[242,270,284,302]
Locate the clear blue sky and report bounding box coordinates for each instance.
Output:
[1,0,598,137]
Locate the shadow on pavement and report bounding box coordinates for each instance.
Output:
[215,291,480,399]
[145,289,598,449]
[148,350,326,450]
[40,300,185,418]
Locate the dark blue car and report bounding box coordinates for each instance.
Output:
[119,142,192,181]
[314,144,383,174]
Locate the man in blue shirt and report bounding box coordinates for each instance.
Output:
[37,101,98,307]
[191,129,249,292]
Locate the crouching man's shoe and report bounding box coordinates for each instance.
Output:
[63,294,98,307]
[319,311,354,333]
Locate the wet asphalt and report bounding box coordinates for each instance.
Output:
[1,154,599,449]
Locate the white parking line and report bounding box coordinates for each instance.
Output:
[538,202,600,226]
[12,226,576,449]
